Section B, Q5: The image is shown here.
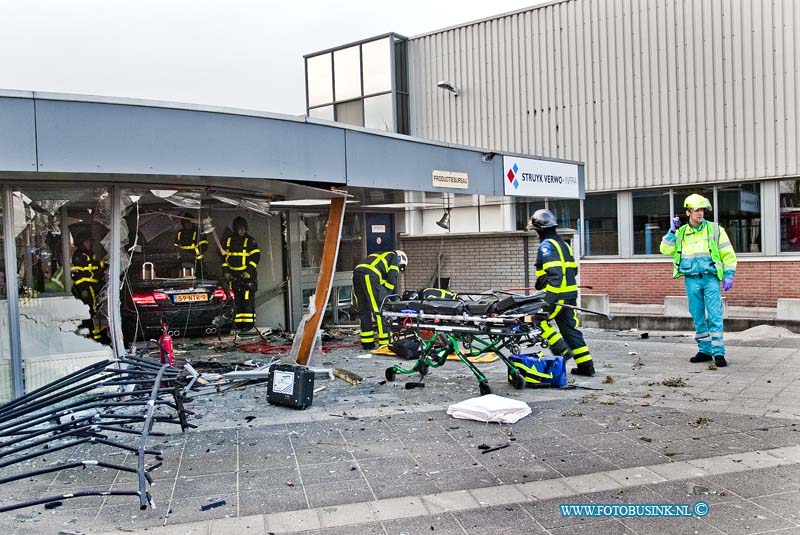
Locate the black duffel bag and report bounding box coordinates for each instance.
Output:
[390,337,422,360]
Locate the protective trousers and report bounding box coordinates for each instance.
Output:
[352,271,388,346]
[539,300,593,366]
[75,282,102,341]
[232,277,256,331]
[685,273,725,356]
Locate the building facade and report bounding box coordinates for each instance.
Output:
[306,0,800,307]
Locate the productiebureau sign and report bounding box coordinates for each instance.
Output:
[503,156,581,198]
[432,170,469,189]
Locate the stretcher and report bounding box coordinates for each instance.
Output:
[380,291,552,395]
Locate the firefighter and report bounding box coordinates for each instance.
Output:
[530,209,595,377]
[71,233,106,342]
[223,216,260,331]
[352,250,408,349]
[660,194,737,367]
[174,213,208,276]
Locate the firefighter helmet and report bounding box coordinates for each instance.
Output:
[530,209,558,230]
[232,216,248,231]
[396,250,409,271]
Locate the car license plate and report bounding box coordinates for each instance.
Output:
[175,293,209,303]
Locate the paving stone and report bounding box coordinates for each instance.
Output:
[540,452,619,477]
[418,489,479,515]
[454,503,548,534]
[369,496,425,521]
[469,484,527,508]
[427,466,500,492]
[305,478,375,509]
[750,491,800,521]
[318,522,385,535]
[606,467,666,487]
[94,504,167,531]
[265,508,321,533]
[299,460,363,486]
[647,460,711,480]
[564,472,621,494]
[165,494,237,525]
[382,512,466,535]
[648,478,736,505]
[706,470,800,499]
[238,486,309,516]
[701,499,796,534]
[239,465,301,493]
[209,514,264,535]
[620,516,722,535]
[173,472,237,499]
[317,501,375,528]
[520,496,605,530]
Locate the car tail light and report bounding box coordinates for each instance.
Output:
[213,289,234,300]
[132,291,168,306]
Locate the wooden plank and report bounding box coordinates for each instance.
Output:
[294,195,346,366]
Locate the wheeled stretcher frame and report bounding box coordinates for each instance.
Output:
[381,292,552,395]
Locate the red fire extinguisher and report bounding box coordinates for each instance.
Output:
[159,320,175,367]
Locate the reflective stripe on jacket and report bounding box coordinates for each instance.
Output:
[534,237,578,303]
[71,251,105,285]
[223,235,261,273]
[354,251,400,291]
[660,221,737,280]
[175,230,209,260]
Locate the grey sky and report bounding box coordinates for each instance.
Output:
[0,0,542,115]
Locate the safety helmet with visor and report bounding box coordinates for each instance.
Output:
[529,209,558,231]
[395,250,408,272]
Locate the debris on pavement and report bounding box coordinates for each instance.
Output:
[602,376,614,384]
[661,377,688,387]
[332,368,363,385]
[688,416,710,428]
[480,443,510,454]
[200,500,226,511]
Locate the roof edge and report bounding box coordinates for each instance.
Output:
[410,0,571,40]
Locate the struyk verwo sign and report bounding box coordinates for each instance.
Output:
[502,156,582,199]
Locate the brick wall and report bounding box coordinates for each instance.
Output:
[399,231,573,294]
[400,232,800,307]
[581,261,800,307]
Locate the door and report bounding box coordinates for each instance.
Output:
[365,213,395,255]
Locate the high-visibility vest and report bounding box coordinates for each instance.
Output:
[671,222,737,280]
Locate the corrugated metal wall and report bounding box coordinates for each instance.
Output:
[409,0,800,192]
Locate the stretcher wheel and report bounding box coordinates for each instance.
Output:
[509,343,521,356]
[385,367,397,382]
[479,382,492,396]
[511,372,525,390]
[417,361,429,378]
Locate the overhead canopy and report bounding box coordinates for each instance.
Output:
[0,90,583,197]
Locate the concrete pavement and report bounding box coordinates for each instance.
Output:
[3,328,800,535]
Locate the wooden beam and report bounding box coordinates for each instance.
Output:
[294,195,346,366]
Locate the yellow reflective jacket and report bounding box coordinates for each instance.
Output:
[354,251,401,291]
[660,221,737,280]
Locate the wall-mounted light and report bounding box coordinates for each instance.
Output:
[481,152,496,163]
[437,80,459,97]
[436,209,451,230]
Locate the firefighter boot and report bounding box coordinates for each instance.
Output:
[571,361,596,377]
[714,356,727,368]
[690,352,713,363]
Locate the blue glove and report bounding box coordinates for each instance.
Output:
[722,277,734,291]
[670,216,681,233]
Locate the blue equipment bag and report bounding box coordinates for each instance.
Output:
[510,353,567,388]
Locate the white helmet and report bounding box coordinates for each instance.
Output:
[396,250,408,271]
